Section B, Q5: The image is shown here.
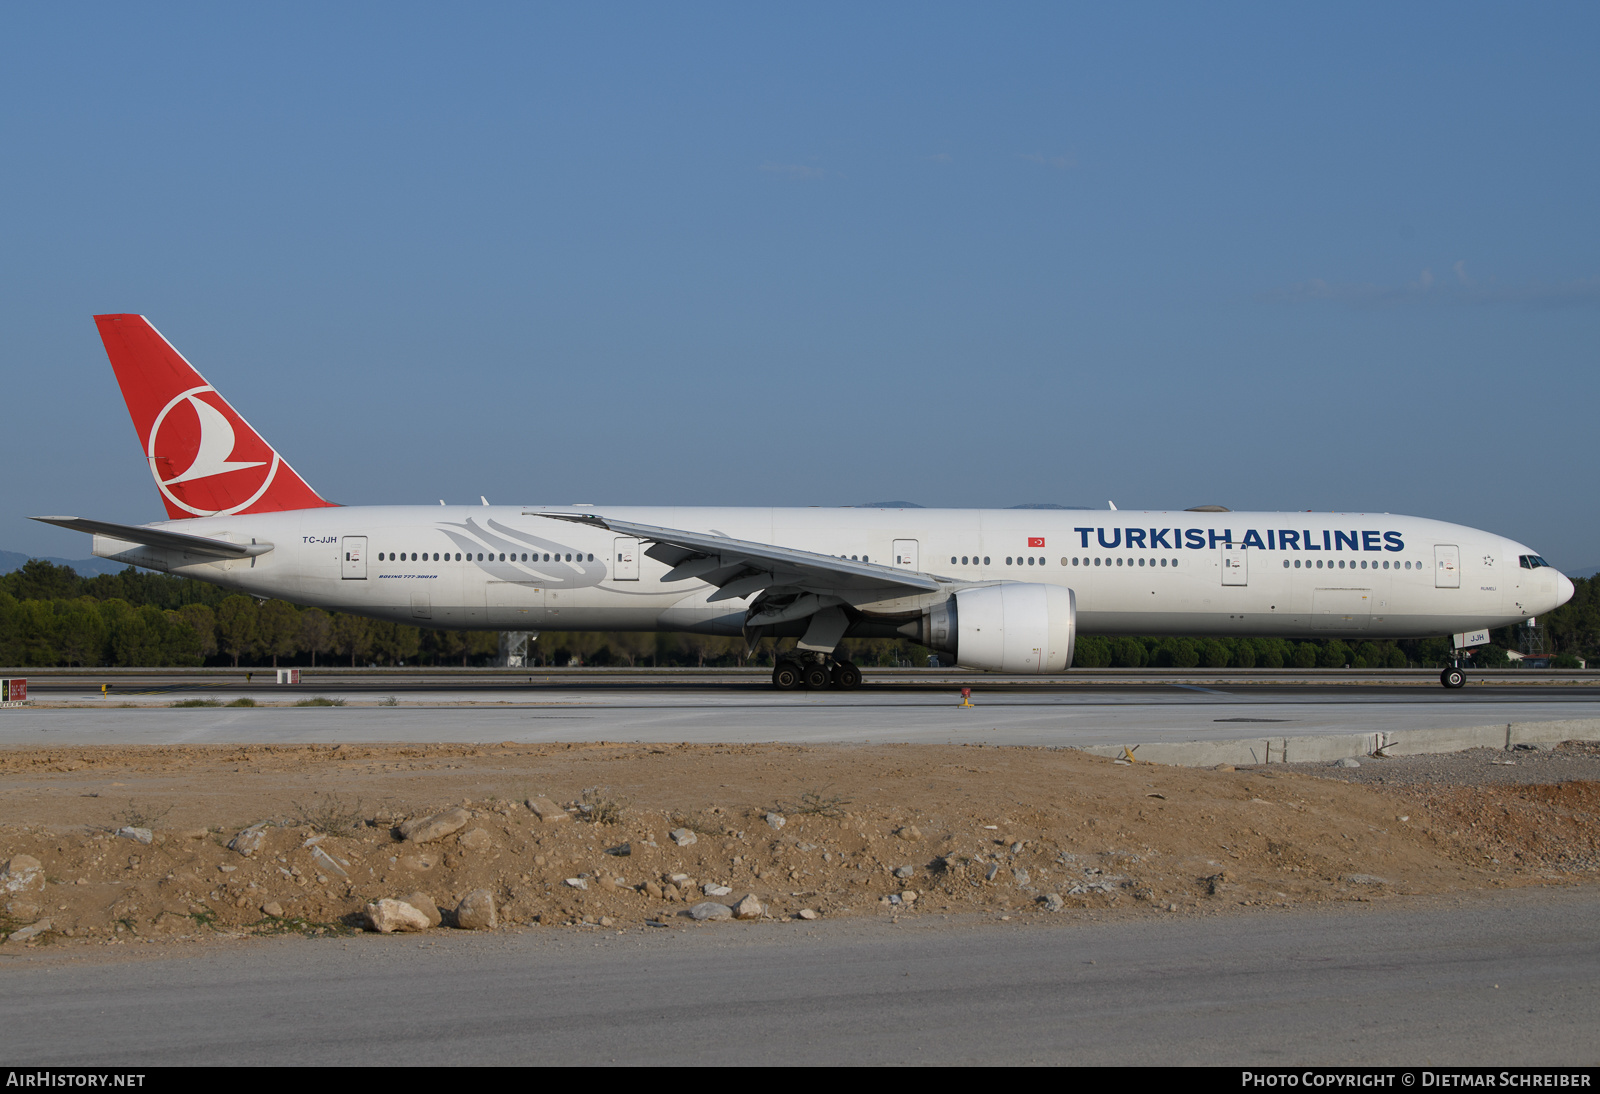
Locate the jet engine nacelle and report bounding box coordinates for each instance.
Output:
[899,583,1075,673]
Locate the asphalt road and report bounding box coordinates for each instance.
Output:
[4,888,1595,1066]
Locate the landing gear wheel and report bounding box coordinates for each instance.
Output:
[831,661,862,689]
[773,661,803,689]
[1440,667,1467,689]
[802,663,833,689]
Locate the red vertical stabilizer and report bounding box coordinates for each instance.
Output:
[94,314,336,519]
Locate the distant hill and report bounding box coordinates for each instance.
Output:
[859,501,925,508]
[0,550,131,577]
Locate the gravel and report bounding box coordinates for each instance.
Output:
[1290,740,1600,789]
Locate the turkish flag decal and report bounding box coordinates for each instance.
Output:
[1028,537,1045,548]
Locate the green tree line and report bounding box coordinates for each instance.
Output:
[1,560,1593,669]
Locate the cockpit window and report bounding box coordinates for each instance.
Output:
[1520,555,1552,569]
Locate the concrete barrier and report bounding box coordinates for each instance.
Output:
[1078,717,1600,768]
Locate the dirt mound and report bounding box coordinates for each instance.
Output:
[1399,780,1600,876]
[0,743,1592,948]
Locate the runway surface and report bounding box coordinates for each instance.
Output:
[5,887,1595,1066]
[2,677,1597,747]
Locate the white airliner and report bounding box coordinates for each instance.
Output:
[35,315,1574,690]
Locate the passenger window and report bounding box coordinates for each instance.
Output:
[1283,559,1290,568]
[1116,558,1123,567]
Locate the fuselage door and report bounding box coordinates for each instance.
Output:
[341,536,367,580]
[1435,544,1461,589]
[893,539,919,570]
[1221,546,1248,585]
[613,537,640,581]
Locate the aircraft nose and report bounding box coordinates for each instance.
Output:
[1556,571,1575,609]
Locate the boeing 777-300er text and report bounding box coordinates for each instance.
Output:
[34,315,1575,689]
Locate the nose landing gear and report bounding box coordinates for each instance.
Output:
[1440,665,1467,689]
[772,655,862,690]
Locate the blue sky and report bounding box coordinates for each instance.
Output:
[4,3,1597,567]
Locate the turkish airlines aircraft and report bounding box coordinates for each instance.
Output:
[36,315,1574,689]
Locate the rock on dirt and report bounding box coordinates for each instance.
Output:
[670,828,698,846]
[797,908,819,920]
[401,891,442,927]
[261,901,284,918]
[364,898,431,933]
[3,855,44,894]
[894,865,915,879]
[309,846,350,878]
[765,812,786,830]
[455,889,497,930]
[399,807,471,844]
[228,824,269,857]
[734,894,763,919]
[690,901,733,921]
[1335,758,1362,768]
[6,919,51,943]
[116,826,153,845]
[1040,894,1066,912]
[526,797,570,824]
[457,828,492,852]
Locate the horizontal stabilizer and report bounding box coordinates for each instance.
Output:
[30,516,272,559]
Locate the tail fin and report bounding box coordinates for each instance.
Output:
[93,314,337,519]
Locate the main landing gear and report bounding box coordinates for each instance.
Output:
[772,655,862,690]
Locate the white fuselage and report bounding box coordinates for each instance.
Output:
[93,505,1571,642]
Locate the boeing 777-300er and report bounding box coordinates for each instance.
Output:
[34,315,1576,689]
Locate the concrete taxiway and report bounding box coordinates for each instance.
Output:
[2,673,1598,752]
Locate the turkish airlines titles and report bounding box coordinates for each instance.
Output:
[1071,527,1407,553]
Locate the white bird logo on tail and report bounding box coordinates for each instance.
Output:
[161,394,266,484]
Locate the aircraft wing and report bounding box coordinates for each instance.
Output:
[30,516,272,559]
[541,512,942,601]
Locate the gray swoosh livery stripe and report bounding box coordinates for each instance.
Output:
[438,517,606,589]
